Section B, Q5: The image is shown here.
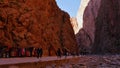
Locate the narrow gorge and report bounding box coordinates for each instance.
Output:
[76,0,120,54]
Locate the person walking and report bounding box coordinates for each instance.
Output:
[62,48,67,58]
[37,48,43,58]
[40,48,43,58]
[57,48,61,58]
[29,47,33,57]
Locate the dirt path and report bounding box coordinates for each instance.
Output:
[0,55,120,68]
[0,56,75,65]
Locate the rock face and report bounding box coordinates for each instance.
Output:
[76,0,120,54]
[83,0,101,43]
[0,0,78,56]
[92,0,120,54]
[70,17,78,34]
[76,28,92,54]
[76,0,90,33]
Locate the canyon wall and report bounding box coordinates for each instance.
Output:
[70,17,78,34]
[76,0,90,33]
[0,0,78,56]
[92,0,120,54]
[77,0,120,54]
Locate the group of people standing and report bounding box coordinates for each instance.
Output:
[36,48,43,58]
[0,45,70,58]
[56,48,68,58]
[0,46,43,58]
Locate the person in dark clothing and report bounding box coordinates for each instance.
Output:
[62,48,67,58]
[18,48,22,57]
[29,47,33,57]
[37,48,43,58]
[57,48,61,58]
[40,48,43,57]
[37,48,40,58]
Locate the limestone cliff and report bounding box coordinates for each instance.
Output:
[76,0,90,33]
[76,0,120,54]
[70,17,78,34]
[0,0,78,56]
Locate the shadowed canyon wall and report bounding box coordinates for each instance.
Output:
[0,0,78,56]
[92,0,120,54]
[76,0,120,54]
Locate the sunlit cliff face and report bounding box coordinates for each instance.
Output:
[70,17,78,34]
[76,0,90,34]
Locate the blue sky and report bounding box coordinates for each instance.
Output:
[56,0,81,17]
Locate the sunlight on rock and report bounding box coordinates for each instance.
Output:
[76,0,90,33]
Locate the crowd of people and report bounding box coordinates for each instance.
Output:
[0,46,70,58]
[56,48,68,58]
[0,46,43,58]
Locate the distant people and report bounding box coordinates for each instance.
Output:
[56,48,61,58]
[18,48,22,57]
[21,48,25,57]
[0,47,2,58]
[62,48,67,58]
[41,48,43,57]
[37,48,43,58]
[3,46,9,58]
[29,47,33,57]
[33,48,37,57]
[5,47,10,58]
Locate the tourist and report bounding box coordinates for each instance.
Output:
[57,48,61,58]
[37,48,43,58]
[62,48,67,58]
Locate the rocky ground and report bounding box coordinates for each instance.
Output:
[74,55,120,68]
[1,55,120,68]
[52,55,120,68]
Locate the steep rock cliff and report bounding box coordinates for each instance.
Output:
[77,0,120,54]
[76,28,92,54]
[92,0,120,54]
[70,17,78,34]
[0,0,78,56]
[76,0,90,33]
